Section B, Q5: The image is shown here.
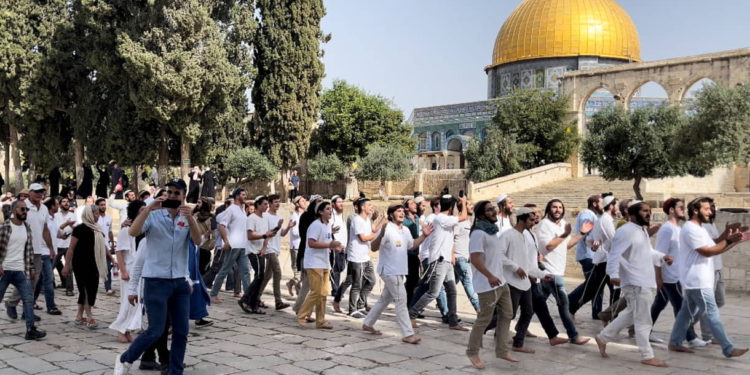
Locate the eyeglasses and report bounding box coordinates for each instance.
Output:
[16,208,29,212]
[166,190,182,196]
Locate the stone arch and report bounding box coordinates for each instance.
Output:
[627,81,669,109]
[445,130,456,139]
[681,77,718,102]
[447,138,463,152]
[430,132,441,151]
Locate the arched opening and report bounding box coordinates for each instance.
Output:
[460,129,475,137]
[447,138,462,152]
[682,78,716,103]
[430,132,441,151]
[445,130,456,139]
[628,81,669,109]
[480,127,488,140]
[418,133,429,151]
[581,87,617,176]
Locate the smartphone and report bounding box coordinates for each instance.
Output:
[162,199,181,209]
[459,190,465,198]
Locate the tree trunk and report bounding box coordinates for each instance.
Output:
[27,161,34,186]
[158,123,169,186]
[4,141,10,189]
[378,180,386,201]
[133,165,139,195]
[344,169,359,200]
[633,176,643,201]
[280,169,288,202]
[73,138,84,192]
[180,134,190,183]
[9,123,22,192]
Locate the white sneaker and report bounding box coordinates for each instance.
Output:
[649,333,664,343]
[114,353,131,375]
[688,338,709,348]
[349,310,366,319]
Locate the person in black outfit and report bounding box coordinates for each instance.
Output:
[95,164,109,198]
[78,162,94,199]
[186,167,202,204]
[0,171,4,194]
[48,167,61,198]
[108,161,124,199]
[200,168,217,198]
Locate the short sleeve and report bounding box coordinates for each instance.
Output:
[654,225,672,254]
[218,208,232,227]
[536,221,555,253]
[307,221,323,243]
[686,225,714,251]
[468,231,485,254]
[246,215,256,232]
[354,217,369,236]
[440,215,459,229]
[72,225,86,239]
[116,230,132,251]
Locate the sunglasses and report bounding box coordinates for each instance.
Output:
[166,190,182,196]
[16,207,29,212]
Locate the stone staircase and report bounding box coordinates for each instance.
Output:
[506,176,661,214]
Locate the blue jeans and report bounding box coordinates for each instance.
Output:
[454,257,480,311]
[104,255,113,291]
[0,270,36,330]
[650,282,697,341]
[33,255,57,311]
[410,259,448,317]
[533,275,579,341]
[209,248,250,297]
[121,278,191,375]
[669,288,734,357]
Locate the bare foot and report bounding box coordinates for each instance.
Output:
[402,335,421,344]
[601,319,610,328]
[525,331,537,338]
[549,337,568,346]
[211,296,222,305]
[125,331,133,343]
[362,324,382,335]
[317,323,333,329]
[411,319,419,329]
[333,302,343,314]
[571,337,591,345]
[450,325,469,331]
[117,333,129,343]
[595,336,608,358]
[297,320,308,329]
[668,345,694,353]
[730,348,749,357]
[305,316,315,323]
[499,354,520,363]
[571,314,578,324]
[512,346,535,354]
[641,358,668,368]
[467,354,485,369]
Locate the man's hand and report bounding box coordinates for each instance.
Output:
[563,223,572,237]
[121,270,130,281]
[178,205,192,218]
[543,274,553,282]
[287,220,295,229]
[371,210,379,221]
[128,295,138,306]
[0,266,4,277]
[332,225,340,235]
[260,247,267,256]
[422,224,434,237]
[516,268,527,279]
[222,242,231,252]
[330,240,343,252]
[591,240,601,251]
[49,249,55,258]
[663,255,674,266]
[648,224,662,237]
[121,219,133,227]
[580,221,594,234]
[150,196,166,210]
[488,274,502,287]
[62,265,70,277]
[611,278,621,286]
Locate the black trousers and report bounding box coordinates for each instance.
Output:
[510,285,534,348]
[242,253,266,309]
[346,260,375,314]
[405,252,421,307]
[329,251,347,298]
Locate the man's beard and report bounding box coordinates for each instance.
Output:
[593,206,603,215]
[635,214,650,227]
[503,207,512,216]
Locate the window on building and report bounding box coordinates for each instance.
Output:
[431,132,441,151]
[418,133,428,151]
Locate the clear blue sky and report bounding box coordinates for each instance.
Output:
[320,0,750,116]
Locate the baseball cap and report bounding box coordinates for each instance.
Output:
[165,178,187,191]
[29,183,46,192]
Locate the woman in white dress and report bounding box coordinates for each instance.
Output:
[109,201,146,342]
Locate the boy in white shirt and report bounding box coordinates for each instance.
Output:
[259,194,294,310]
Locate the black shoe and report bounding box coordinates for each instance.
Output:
[5,304,17,319]
[25,327,46,340]
[21,313,41,322]
[195,318,213,328]
[139,360,161,371]
[47,308,62,315]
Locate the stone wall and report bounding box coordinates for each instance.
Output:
[469,163,572,201]
[643,167,737,199]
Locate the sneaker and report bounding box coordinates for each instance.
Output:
[195,318,214,328]
[138,360,161,370]
[649,333,664,343]
[688,338,709,348]
[25,327,46,340]
[114,354,132,375]
[5,304,17,319]
[47,308,62,315]
[349,310,366,319]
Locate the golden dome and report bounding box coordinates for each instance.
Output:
[489,0,641,69]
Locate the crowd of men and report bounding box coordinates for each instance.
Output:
[1,176,748,374]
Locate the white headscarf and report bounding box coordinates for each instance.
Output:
[82,205,108,282]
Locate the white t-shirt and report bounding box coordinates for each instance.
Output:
[2,223,28,271]
[290,211,302,249]
[680,221,716,289]
[304,219,332,269]
[429,213,459,263]
[54,211,77,248]
[116,227,137,271]
[469,230,506,294]
[332,210,348,250]
[453,220,471,259]
[264,212,283,255]
[702,223,722,271]
[25,199,49,255]
[246,213,269,255]
[97,215,113,240]
[537,218,570,276]
[46,215,59,252]
[654,221,681,284]
[590,213,616,265]
[376,222,413,276]
[349,215,372,263]
[219,204,249,249]
[418,214,436,261]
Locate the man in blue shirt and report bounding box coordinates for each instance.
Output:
[570,195,602,320]
[115,179,202,375]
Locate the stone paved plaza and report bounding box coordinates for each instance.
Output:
[1,250,749,375]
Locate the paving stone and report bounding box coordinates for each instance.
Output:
[323,364,365,375]
[5,357,57,373]
[294,359,337,372]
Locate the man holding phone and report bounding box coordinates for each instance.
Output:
[115,178,203,375]
[259,194,294,310]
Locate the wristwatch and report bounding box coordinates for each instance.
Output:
[262,234,267,239]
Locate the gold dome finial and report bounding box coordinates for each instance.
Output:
[489,0,641,69]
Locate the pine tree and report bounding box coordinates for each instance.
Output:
[252,0,327,194]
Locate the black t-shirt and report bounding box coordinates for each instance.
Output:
[71,225,97,269]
